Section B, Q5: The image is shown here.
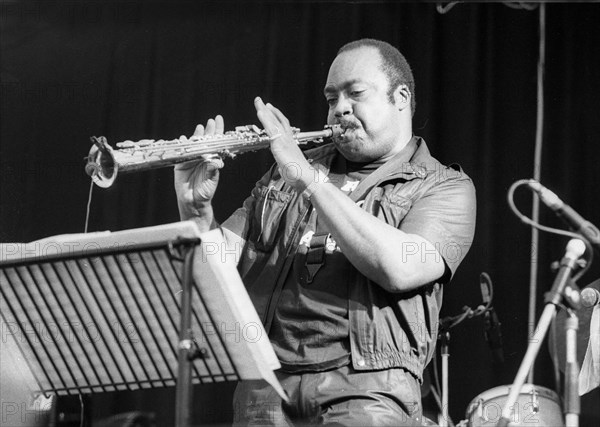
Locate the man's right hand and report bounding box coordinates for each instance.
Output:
[174,115,225,222]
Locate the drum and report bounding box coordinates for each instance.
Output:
[465,384,564,426]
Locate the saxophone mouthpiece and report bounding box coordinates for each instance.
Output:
[327,124,344,138]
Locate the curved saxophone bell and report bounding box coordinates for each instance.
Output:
[86,137,119,188]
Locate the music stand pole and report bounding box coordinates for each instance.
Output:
[175,243,197,427]
[496,239,585,427]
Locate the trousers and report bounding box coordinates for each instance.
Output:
[232,365,423,426]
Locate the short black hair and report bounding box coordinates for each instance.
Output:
[337,39,416,115]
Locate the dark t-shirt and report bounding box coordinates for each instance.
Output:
[269,154,385,372]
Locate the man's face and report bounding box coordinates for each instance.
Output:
[324,47,406,163]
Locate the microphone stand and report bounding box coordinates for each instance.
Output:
[437,304,489,427]
[563,312,580,427]
[496,239,585,427]
[436,273,499,427]
[439,328,450,427]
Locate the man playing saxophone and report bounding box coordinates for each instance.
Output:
[174,39,476,426]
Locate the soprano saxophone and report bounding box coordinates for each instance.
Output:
[85,124,343,188]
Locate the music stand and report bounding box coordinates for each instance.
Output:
[0,222,286,427]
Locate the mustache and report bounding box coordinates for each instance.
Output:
[337,118,361,131]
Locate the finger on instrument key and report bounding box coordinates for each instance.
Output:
[192,124,205,137]
[266,103,291,132]
[205,118,216,135]
[255,98,280,133]
[215,115,224,134]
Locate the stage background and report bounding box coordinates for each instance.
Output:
[1,1,599,425]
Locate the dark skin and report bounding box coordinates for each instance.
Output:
[175,47,445,292]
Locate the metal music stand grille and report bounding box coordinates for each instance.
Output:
[0,222,285,426]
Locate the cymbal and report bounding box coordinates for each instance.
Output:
[549,277,599,372]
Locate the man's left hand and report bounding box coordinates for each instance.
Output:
[254,97,314,192]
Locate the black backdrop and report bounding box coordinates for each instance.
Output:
[1,1,599,425]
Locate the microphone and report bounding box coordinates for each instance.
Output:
[527,180,600,252]
[581,287,600,308]
[480,273,504,364]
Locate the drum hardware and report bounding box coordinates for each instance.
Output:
[464,384,563,426]
[476,398,484,419]
[434,272,498,427]
[529,388,539,414]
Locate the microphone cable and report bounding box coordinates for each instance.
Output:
[84,177,95,233]
[507,179,594,283]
